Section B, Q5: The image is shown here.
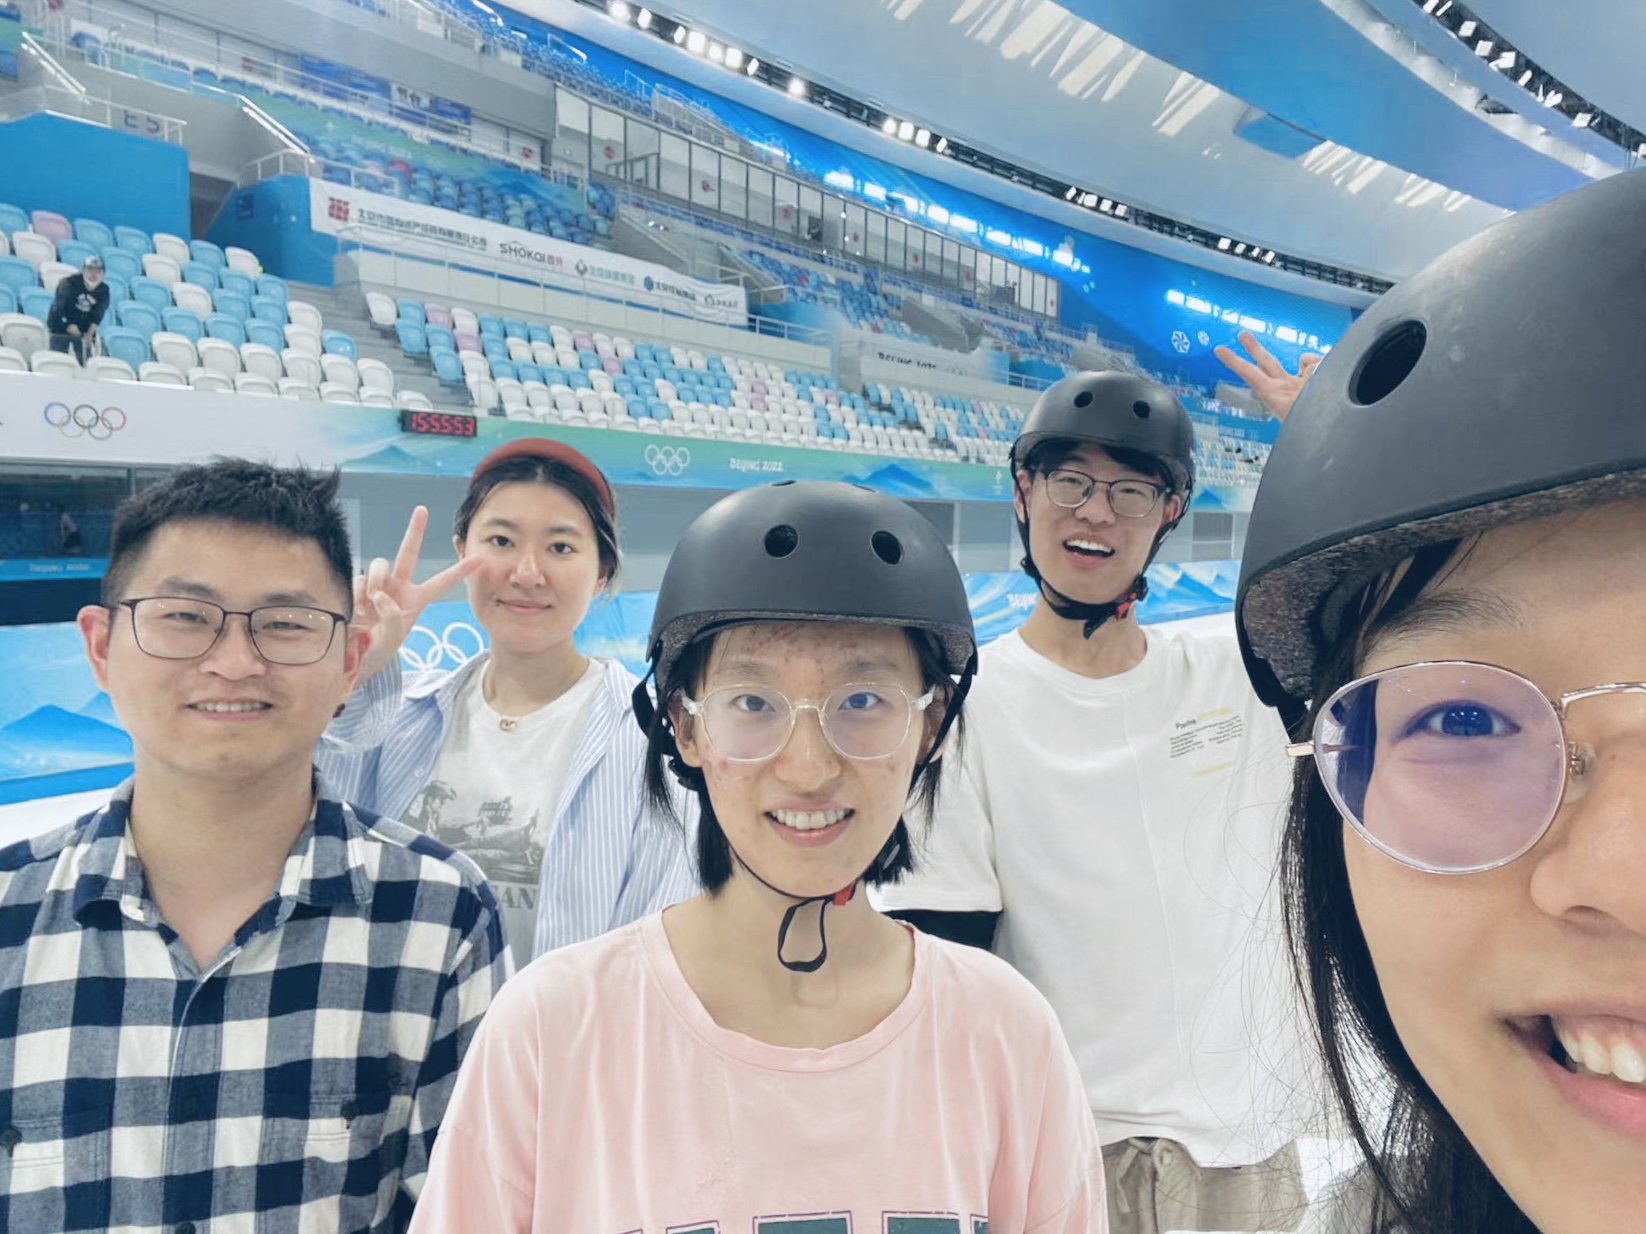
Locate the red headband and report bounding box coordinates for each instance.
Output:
[471,437,615,515]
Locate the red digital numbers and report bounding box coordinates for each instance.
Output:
[399,409,478,437]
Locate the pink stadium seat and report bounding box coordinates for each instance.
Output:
[751,379,768,396]
[751,395,768,412]
[601,356,622,376]
[453,331,482,353]
[572,330,595,350]
[423,303,453,329]
[30,211,73,243]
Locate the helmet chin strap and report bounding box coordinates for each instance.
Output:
[728,835,901,974]
[1015,513,1154,638]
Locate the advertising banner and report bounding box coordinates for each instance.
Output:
[309,181,749,325]
[0,563,1238,806]
[0,376,1012,503]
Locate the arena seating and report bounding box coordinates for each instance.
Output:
[0,200,392,405]
[376,290,1017,464]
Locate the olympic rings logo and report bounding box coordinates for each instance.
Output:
[644,444,691,477]
[398,621,487,672]
[44,402,127,440]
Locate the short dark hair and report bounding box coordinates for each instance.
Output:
[454,456,621,586]
[1018,437,1175,492]
[1284,537,1536,1234]
[642,626,962,892]
[103,459,354,610]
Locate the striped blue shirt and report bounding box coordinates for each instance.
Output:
[316,655,698,959]
[0,779,509,1234]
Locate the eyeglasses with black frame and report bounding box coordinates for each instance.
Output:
[1040,467,1166,518]
[678,682,938,763]
[115,596,348,666]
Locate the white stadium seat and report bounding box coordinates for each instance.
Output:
[188,367,234,393]
[286,300,324,332]
[279,377,321,401]
[196,337,242,378]
[141,253,181,288]
[235,372,280,397]
[150,332,198,372]
[356,357,394,395]
[9,231,54,269]
[37,261,76,293]
[320,353,359,392]
[284,325,322,357]
[139,361,187,386]
[0,344,29,372]
[85,356,136,382]
[151,233,191,266]
[365,291,399,329]
[359,390,396,408]
[0,314,48,355]
[450,306,479,335]
[223,246,261,276]
[240,342,284,382]
[282,348,322,386]
[318,381,359,404]
[172,282,214,318]
[394,389,434,411]
[30,349,80,379]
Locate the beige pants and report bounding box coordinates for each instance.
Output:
[1102,1138,1308,1234]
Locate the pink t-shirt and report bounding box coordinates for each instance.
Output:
[411,913,1106,1233]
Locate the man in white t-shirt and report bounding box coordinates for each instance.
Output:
[878,370,1312,1234]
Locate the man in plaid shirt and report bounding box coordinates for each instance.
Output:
[0,460,510,1233]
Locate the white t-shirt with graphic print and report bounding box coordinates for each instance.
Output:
[408,657,605,969]
[877,627,1314,1167]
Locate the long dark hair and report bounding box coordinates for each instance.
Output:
[1284,539,1537,1234]
[642,625,962,893]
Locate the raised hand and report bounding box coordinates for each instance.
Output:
[1213,330,1322,420]
[351,506,483,684]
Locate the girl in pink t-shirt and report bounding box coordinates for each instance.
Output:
[410,481,1105,1234]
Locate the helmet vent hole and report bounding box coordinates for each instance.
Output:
[1352,321,1426,406]
[871,530,903,565]
[1132,400,1151,419]
[1073,391,1094,408]
[764,525,800,558]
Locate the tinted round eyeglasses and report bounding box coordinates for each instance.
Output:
[678,683,938,763]
[116,597,348,666]
[1290,659,1646,874]
[1041,468,1166,518]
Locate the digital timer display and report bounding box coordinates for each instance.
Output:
[399,409,479,437]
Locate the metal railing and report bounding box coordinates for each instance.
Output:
[0,80,187,144]
[331,224,829,350]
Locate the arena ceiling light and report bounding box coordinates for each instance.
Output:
[636,7,652,29]
[672,24,685,43]
[1217,237,1232,250]
[745,56,760,75]
[915,128,931,147]
[1473,39,1493,57]
[897,120,916,141]
[1456,18,1477,37]
[787,75,808,98]
[708,42,725,63]
[685,29,707,54]
[1544,90,1564,107]
[725,47,744,70]
[1064,185,1078,200]
[934,136,948,153]
[1574,111,1594,127]
[606,0,631,20]
[881,116,898,134]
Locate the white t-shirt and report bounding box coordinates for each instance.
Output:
[409,915,1106,1233]
[405,656,605,969]
[876,628,1312,1166]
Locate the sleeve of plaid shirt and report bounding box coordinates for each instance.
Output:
[396,880,514,1223]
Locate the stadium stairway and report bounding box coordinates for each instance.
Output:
[288,283,459,411]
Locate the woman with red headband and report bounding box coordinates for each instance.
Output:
[318,438,696,970]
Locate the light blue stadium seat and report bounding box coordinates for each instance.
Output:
[396,298,425,326]
[432,349,464,385]
[502,318,528,340]
[490,358,516,382]
[396,320,428,357]
[567,370,591,391]
[482,339,508,365]
[20,288,52,322]
[0,257,34,295]
[180,261,219,290]
[246,319,284,350]
[218,270,255,303]
[101,326,149,369]
[204,314,245,346]
[250,296,286,326]
[102,274,129,304]
[527,323,551,345]
[213,292,250,324]
[117,302,161,335]
[514,362,541,384]
[477,314,504,338]
[255,274,289,305]
[113,225,152,254]
[162,307,203,342]
[129,277,170,313]
[189,239,227,270]
[540,366,566,386]
[321,331,355,360]
[0,203,27,235]
[56,239,97,269]
[426,325,456,353]
[99,247,141,281]
[0,285,13,314]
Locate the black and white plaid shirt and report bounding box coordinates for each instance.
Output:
[0,778,510,1233]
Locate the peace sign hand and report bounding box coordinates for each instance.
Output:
[1213,330,1322,420]
[351,506,483,684]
